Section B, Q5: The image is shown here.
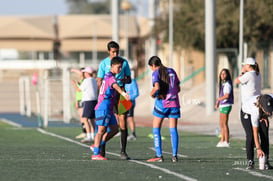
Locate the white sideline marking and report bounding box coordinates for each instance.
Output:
[234,168,273,180]
[149,147,188,158]
[37,128,197,181]
[0,119,22,127]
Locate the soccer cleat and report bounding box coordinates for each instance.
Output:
[265,163,273,170]
[90,144,95,151]
[81,137,93,143]
[114,131,121,137]
[147,156,164,162]
[75,133,86,139]
[91,154,108,160]
[127,134,136,141]
[171,156,178,162]
[246,160,254,169]
[120,152,130,160]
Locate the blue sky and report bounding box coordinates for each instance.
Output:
[0,0,148,16]
[0,0,68,15]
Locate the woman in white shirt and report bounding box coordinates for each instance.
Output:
[235,57,264,169]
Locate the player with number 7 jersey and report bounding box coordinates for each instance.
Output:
[147,56,181,163]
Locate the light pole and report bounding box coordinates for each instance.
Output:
[121,0,132,59]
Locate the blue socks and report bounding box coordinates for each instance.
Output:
[93,147,100,155]
[153,128,162,157]
[170,127,178,156]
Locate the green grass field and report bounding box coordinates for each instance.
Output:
[1,120,273,181]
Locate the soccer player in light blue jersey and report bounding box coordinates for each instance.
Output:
[147,56,181,163]
[96,41,132,160]
[92,57,130,160]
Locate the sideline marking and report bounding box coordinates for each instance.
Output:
[149,147,188,158]
[0,119,22,127]
[234,168,273,180]
[37,128,197,181]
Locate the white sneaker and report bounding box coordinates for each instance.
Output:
[223,141,230,147]
[127,134,136,141]
[75,133,86,139]
[81,137,93,143]
[216,141,225,147]
[216,141,230,147]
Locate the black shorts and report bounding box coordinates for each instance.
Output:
[113,88,128,115]
[127,104,135,117]
[82,100,97,119]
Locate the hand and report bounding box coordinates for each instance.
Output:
[121,92,130,101]
[257,148,265,158]
[215,100,219,109]
[260,118,268,127]
[150,91,156,98]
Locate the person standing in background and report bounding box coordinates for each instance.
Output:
[215,69,234,147]
[125,72,139,141]
[72,67,98,143]
[71,68,86,139]
[235,57,262,169]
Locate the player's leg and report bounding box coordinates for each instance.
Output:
[169,107,180,162]
[92,125,107,160]
[127,105,136,140]
[222,113,230,143]
[119,114,129,159]
[147,116,164,162]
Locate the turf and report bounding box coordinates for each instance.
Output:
[1,121,273,181]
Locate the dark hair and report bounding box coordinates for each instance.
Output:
[252,63,260,76]
[111,56,123,66]
[107,41,119,51]
[218,69,233,94]
[80,67,85,78]
[148,56,169,99]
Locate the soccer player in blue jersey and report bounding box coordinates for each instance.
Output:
[92,57,130,160]
[96,41,132,160]
[147,56,181,162]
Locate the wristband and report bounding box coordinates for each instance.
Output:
[256,147,261,150]
[121,91,127,97]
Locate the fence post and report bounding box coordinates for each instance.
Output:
[62,67,71,123]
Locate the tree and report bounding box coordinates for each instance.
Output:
[65,0,110,14]
[155,0,273,51]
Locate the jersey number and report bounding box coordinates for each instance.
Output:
[169,73,175,89]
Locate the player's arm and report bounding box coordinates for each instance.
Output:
[150,82,160,98]
[112,83,130,100]
[72,80,81,92]
[122,75,131,84]
[122,60,132,84]
[70,68,82,76]
[252,126,265,158]
[96,61,105,90]
[235,66,247,84]
[97,77,103,90]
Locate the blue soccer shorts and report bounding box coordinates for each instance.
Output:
[153,100,180,118]
[95,110,117,127]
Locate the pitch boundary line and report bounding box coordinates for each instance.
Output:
[149,147,188,158]
[234,167,273,180]
[37,128,197,181]
[0,118,22,128]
